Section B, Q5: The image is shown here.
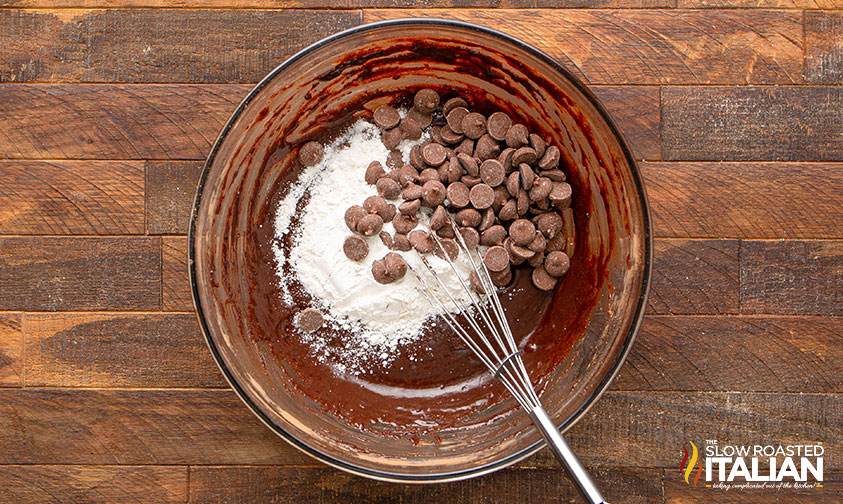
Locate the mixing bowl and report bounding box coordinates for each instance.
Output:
[190,19,652,482]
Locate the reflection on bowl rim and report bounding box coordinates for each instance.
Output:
[189,18,653,484]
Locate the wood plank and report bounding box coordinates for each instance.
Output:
[22,312,224,388]
[0,465,187,504]
[0,389,310,464]
[0,313,22,387]
[147,161,202,235]
[0,9,360,83]
[0,160,144,235]
[363,10,803,85]
[163,236,193,312]
[662,87,843,162]
[678,0,843,6]
[0,0,675,8]
[0,84,248,160]
[592,86,660,161]
[741,240,843,316]
[649,240,739,315]
[664,470,842,503]
[805,11,843,85]
[0,236,161,311]
[643,162,843,239]
[189,466,664,504]
[613,315,843,393]
[0,389,837,468]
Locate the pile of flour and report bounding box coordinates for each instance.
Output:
[273,119,477,374]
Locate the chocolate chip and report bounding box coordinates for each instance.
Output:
[543,169,567,182]
[455,208,482,227]
[479,159,505,187]
[446,157,462,184]
[532,265,558,291]
[430,126,444,145]
[506,171,520,197]
[382,127,402,150]
[474,134,500,161]
[386,168,401,184]
[443,97,468,115]
[365,161,386,185]
[418,168,439,183]
[469,270,486,295]
[414,89,440,114]
[422,143,447,166]
[343,235,369,261]
[480,224,507,246]
[373,105,400,129]
[397,165,419,187]
[399,198,421,216]
[469,183,494,210]
[429,205,447,230]
[461,112,487,140]
[490,266,512,288]
[435,239,459,261]
[384,252,408,280]
[545,250,570,277]
[455,138,474,156]
[498,147,514,171]
[400,118,422,141]
[440,125,464,145]
[409,229,435,253]
[446,181,470,208]
[528,251,545,267]
[344,205,368,232]
[509,239,535,261]
[393,213,418,234]
[479,207,496,231]
[380,231,393,249]
[393,233,412,251]
[532,199,550,212]
[458,226,480,249]
[545,232,566,253]
[294,307,324,333]
[407,107,432,129]
[517,189,530,216]
[447,107,469,134]
[372,259,393,284]
[503,237,525,265]
[298,141,323,167]
[410,145,426,170]
[549,182,572,209]
[535,211,564,238]
[376,177,401,199]
[461,175,481,188]
[484,246,509,272]
[505,124,528,148]
[492,186,510,211]
[529,134,547,158]
[528,232,547,253]
[480,111,510,141]
[457,153,479,177]
[510,219,536,246]
[364,195,390,219]
[403,182,422,200]
[498,199,518,221]
[422,180,446,207]
[437,225,455,238]
[529,177,552,201]
[357,214,384,236]
[538,145,560,170]
[512,146,538,166]
[385,150,403,170]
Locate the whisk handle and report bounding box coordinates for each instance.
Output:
[529,406,607,504]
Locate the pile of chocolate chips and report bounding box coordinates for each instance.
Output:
[340,88,572,292]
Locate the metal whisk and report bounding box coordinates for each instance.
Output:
[411,221,607,504]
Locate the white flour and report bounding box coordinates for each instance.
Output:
[273,120,477,375]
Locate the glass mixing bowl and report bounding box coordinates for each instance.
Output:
[190,19,652,482]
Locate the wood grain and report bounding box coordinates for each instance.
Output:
[163,236,193,312]
[0,389,311,465]
[0,0,675,8]
[664,471,842,503]
[643,162,843,239]
[649,240,739,315]
[0,237,161,311]
[22,312,224,388]
[805,11,843,85]
[0,465,187,504]
[146,161,203,234]
[662,87,843,162]
[0,313,22,387]
[0,10,361,83]
[0,160,144,235]
[189,466,664,504]
[678,0,843,6]
[0,84,247,160]
[741,240,843,316]
[613,315,843,393]
[592,86,660,161]
[363,9,803,85]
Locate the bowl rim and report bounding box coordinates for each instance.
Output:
[189,17,653,484]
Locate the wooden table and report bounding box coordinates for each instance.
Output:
[0,3,841,503]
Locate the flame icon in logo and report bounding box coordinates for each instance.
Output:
[679,441,704,486]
